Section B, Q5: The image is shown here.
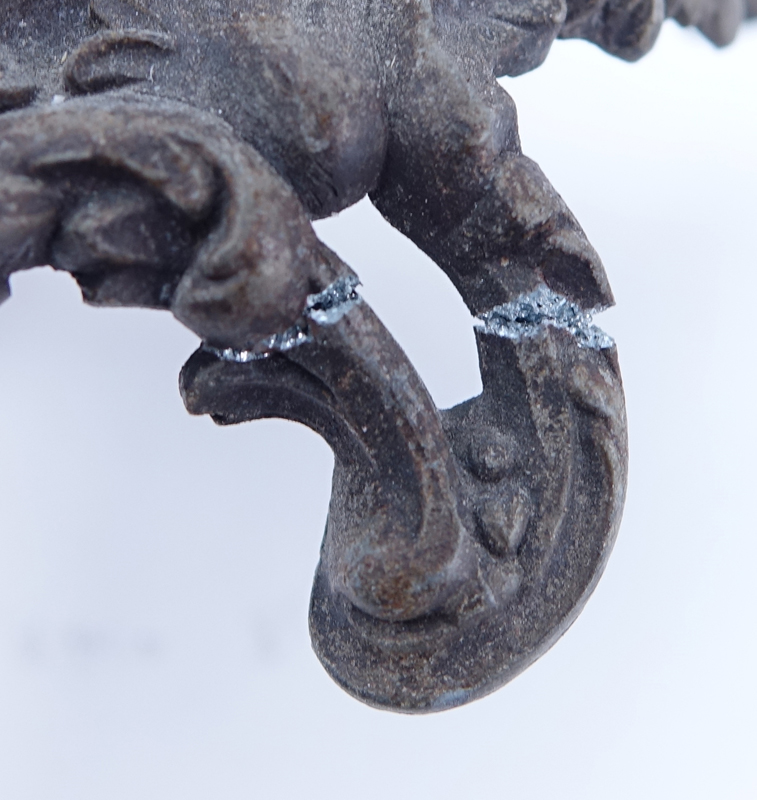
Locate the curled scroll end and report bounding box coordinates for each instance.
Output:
[181,290,474,624]
[179,288,626,715]
[309,317,627,712]
[0,97,330,342]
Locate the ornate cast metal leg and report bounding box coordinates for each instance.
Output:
[1,0,751,711]
[180,261,627,711]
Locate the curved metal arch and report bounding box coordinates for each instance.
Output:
[0,94,626,710]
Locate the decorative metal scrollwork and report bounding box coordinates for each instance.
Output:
[1,0,752,711]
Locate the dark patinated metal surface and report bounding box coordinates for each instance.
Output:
[1,0,752,711]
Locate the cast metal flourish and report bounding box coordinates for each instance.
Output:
[1,0,753,711]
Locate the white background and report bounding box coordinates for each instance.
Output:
[1,22,756,800]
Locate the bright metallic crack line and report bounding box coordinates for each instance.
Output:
[204,275,362,363]
[476,285,614,350]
